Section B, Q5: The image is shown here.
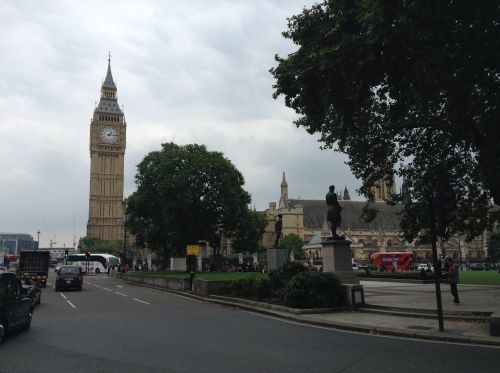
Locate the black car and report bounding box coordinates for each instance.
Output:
[55,266,83,291]
[0,272,33,342]
[20,277,41,306]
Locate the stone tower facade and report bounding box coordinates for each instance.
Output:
[279,171,288,208]
[371,175,396,201]
[86,57,126,241]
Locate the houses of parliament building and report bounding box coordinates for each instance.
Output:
[262,173,487,264]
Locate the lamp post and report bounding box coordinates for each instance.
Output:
[122,198,128,270]
[37,230,40,250]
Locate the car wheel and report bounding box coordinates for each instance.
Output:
[36,293,41,305]
[78,285,82,291]
[95,268,100,274]
[23,310,32,330]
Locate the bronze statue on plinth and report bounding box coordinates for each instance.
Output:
[326,185,342,240]
[274,214,283,247]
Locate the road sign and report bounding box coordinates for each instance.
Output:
[186,245,200,256]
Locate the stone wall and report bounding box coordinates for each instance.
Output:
[121,273,191,291]
[191,279,230,297]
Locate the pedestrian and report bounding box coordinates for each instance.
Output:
[107,265,110,276]
[447,257,460,304]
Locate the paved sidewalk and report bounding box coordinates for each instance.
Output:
[114,273,500,347]
[208,280,500,347]
[361,280,500,313]
[297,281,500,346]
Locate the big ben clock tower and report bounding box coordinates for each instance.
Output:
[87,55,126,241]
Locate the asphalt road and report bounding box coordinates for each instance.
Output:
[1,272,499,373]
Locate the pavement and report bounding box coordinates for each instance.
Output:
[115,273,500,347]
[208,280,500,347]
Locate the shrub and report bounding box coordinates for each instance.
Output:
[227,277,256,298]
[281,271,347,308]
[227,277,273,299]
[254,278,273,299]
[268,261,307,290]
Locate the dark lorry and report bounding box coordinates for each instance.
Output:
[18,250,50,287]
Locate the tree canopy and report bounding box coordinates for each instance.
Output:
[487,231,500,263]
[80,237,124,257]
[231,209,267,253]
[280,233,305,260]
[126,143,251,259]
[271,0,499,242]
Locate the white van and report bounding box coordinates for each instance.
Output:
[417,263,433,271]
[352,259,359,271]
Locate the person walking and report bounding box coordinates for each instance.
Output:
[447,257,460,304]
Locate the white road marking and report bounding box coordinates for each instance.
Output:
[132,298,150,305]
[116,285,123,288]
[93,284,101,288]
[59,293,76,309]
[115,292,128,297]
[103,287,112,292]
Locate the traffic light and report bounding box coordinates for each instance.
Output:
[437,189,456,235]
[65,249,69,256]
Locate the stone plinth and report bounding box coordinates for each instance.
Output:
[267,247,289,271]
[170,257,187,271]
[321,239,359,284]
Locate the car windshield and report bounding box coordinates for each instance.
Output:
[60,267,80,275]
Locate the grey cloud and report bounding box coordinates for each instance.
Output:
[0,0,364,246]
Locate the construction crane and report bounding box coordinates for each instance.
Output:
[42,218,56,249]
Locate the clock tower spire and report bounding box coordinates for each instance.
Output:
[87,55,127,241]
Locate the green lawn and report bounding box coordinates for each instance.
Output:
[126,270,268,281]
[128,271,189,278]
[195,272,268,281]
[126,269,500,285]
[458,271,500,285]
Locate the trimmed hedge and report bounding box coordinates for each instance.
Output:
[227,277,273,299]
[226,262,346,308]
[268,261,307,289]
[282,271,346,308]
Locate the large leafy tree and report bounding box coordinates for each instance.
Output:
[126,143,251,260]
[487,231,500,262]
[280,233,305,260]
[231,209,267,253]
[80,237,123,257]
[271,0,499,242]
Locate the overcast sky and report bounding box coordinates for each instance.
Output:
[0,0,367,248]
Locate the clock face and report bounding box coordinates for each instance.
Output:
[100,127,119,143]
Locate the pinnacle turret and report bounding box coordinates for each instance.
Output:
[279,171,289,208]
[102,53,117,90]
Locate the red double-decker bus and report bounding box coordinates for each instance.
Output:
[370,252,414,271]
